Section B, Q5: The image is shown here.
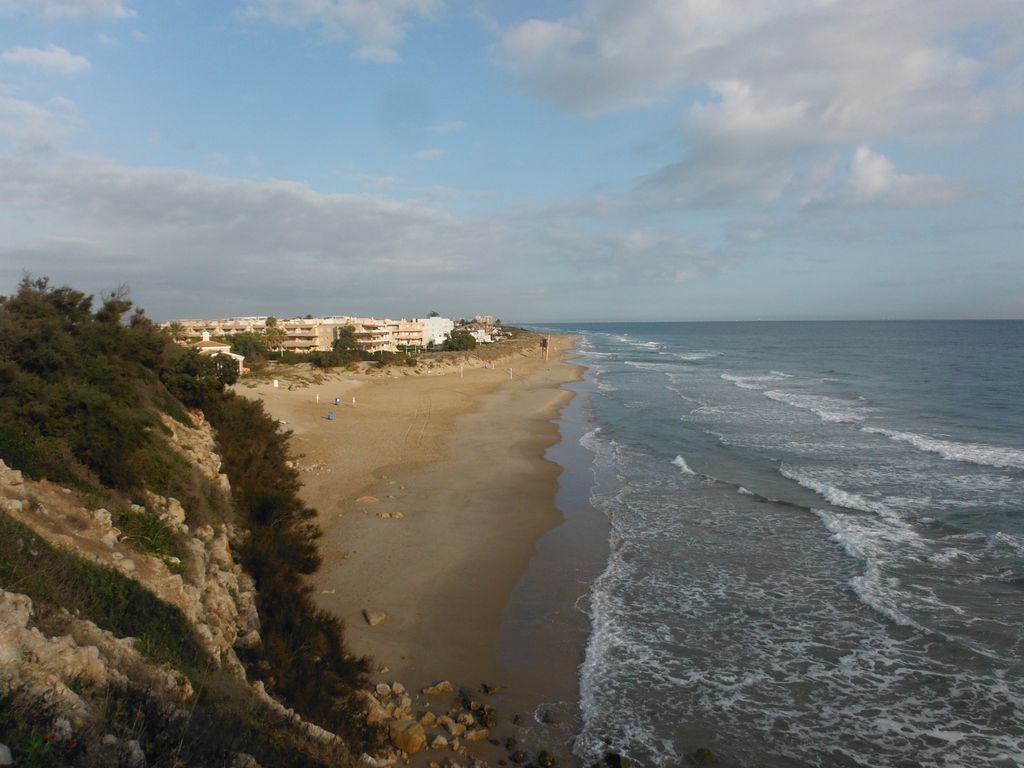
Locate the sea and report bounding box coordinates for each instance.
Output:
[529,321,1024,768]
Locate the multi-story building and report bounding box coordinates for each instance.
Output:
[418,316,455,346]
[166,315,456,354]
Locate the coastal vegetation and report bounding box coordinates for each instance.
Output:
[0,277,374,765]
[442,330,477,351]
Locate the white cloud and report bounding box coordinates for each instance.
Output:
[0,0,134,19]
[426,120,466,134]
[843,146,968,208]
[414,147,443,160]
[499,0,1020,128]
[501,1,1024,206]
[0,151,718,319]
[240,0,443,62]
[1,44,90,74]
[0,94,78,147]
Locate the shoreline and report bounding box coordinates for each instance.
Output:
[240,334,590,755]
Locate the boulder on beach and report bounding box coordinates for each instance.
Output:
[421,680,454,695]
[363,609,387,627]
[359,691,390,727]
[438,715,466,737]
[356,496,379,504]
[389,719,426,755]
[419,711,437,727]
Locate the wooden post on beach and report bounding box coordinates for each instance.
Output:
[509,368,513,381]
[545,336,550,361]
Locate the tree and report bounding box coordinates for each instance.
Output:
[264,326,287,352]
[167,321,188,341]
[212,354,239,386]
[428,310,440,317]
[229,331,268,359]
[332,324,358,352]
[442,330,476,351]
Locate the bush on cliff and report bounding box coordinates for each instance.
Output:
[0,277,376,757]
[201,392,372,740]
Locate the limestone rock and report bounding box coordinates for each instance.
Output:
[391,681,406,695]
[0,744,12,766]
[464,728,490,743]
[235,629,261,650]
[439,716,466,737]
[363,609,387,627]
[376,682,392,697]
[389,718,426,755]
[358,691,390,728]
[356,496,379,504]
[421,680,454,696]
[419,711,437,727]
[430,735,448,750]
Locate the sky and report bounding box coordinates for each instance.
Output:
[0,0,1022,322]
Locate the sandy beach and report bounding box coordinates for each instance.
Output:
[241,334,583,706]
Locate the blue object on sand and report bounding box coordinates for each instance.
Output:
[327,411,335,421]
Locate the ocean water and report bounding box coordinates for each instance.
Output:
[538,322,1024,768]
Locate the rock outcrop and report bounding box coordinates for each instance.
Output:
[0,414,258,674]
[0,588,193,730]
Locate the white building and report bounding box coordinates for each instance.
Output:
[418,316,455,346]
[193,331,245,373]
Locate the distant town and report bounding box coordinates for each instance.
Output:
[162,314,504,356]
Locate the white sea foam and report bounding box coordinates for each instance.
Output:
[764,390,866,423]
[671,455,696,475]
[738,486,754,496]
[813,509,925,630]
[720,372,788,390]
[672,351,722,362]
[579,427,607,457]
[862,426,1024,470]
[624,360,683,372]
[780,465,899,520]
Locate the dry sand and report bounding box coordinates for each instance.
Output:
[240,334,582,696]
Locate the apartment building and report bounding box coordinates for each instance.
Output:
[167,315,454,354]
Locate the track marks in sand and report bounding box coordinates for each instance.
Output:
[402,395,433,446]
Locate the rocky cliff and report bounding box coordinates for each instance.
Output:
[0,409,352,767]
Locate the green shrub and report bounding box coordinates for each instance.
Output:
[114,508,182,561]
[442,330,476,350]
